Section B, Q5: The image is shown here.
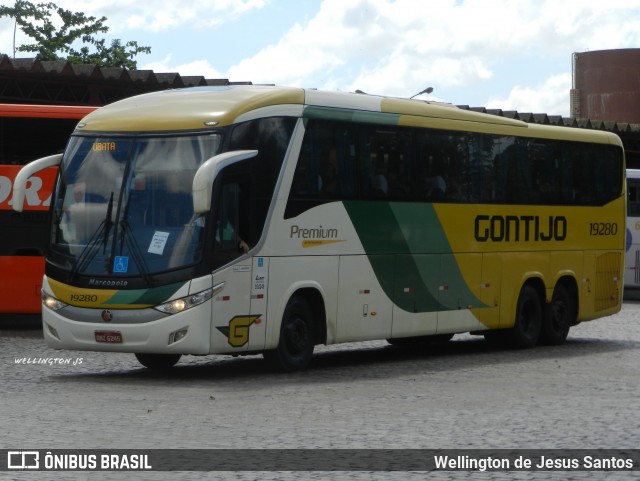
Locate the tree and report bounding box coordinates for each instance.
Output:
[0,1,151,69]
[67,39,151,70]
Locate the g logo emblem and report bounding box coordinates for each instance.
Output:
[216,315,261,347]
[101,309,113,322]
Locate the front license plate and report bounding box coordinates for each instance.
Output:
[95,330,123,343]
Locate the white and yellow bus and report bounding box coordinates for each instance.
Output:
[13,86,625,371]
[625,168,640,290]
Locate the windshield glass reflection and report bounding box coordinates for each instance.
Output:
[51,134,221,278]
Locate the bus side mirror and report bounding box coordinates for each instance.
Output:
[192,150,258,214]
[12,154,63,212]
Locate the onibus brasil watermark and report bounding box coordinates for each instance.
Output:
[3,449,639,472]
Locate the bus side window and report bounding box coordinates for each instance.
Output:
[321,148,340,196]
[629,180,640,216]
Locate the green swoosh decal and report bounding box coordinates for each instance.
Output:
[343,201,487,313]
[105,282,185,306]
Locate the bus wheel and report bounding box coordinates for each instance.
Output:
[264,296,315,372]
[541,283,573,345]
[135,353,181,370]
[506,285,542,349]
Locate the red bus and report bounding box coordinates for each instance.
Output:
[0,104,97,314]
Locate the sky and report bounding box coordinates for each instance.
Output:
[1,0,640,117]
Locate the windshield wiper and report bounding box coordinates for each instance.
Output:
[70,192,114,279]
[115,196,154,286]
[103,192,114,250]
[118,218,154,287]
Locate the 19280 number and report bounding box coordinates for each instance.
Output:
[589,222,618,236]
[70,294,98,302]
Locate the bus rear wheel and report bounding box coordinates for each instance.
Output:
[505,284,542,349]
[135,353,181,370]
[541,283,573,345]
[264,296,315,372]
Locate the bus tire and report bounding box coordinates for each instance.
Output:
[541,283,573,345]
[506,284,542,349]
[263,296,315,372]
[135,353,181,370]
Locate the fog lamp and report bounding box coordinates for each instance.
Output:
[46,323,60,340]
[168,327,189,345]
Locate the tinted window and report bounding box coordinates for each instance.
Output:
[171,116,296,271]
[286,119,623,218]
[628,177,640,217]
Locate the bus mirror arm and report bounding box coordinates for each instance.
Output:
[192,150,258,214]
[12,153,63,213]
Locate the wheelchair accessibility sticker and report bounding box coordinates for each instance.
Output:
[113,256,129,273]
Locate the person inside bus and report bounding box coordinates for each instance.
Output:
[72,181,86,202]
[291,160,322,197]
[216,180,252,255]
[423,154,447,200]
[321,149,340,196]
[215,216,250,254]
[369,150,391,198]
[64,180,113,243]
[238,237,249,253]
[425,174,446,200]
[371,173,389,198]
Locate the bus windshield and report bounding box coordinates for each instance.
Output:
[49,133,222,278]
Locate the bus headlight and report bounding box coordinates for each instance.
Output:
[42,291,67,311]
[154,287,214,315]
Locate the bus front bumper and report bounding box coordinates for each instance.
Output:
[41,303,211,355]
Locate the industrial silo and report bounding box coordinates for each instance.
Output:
[571,48,640,123]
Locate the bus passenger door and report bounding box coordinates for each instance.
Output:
[625,174,640,290]
[438,254,486,333]
[210,262,253,354]
[248,256,269,350]
[210,180,253,354]
[210,257,267,354]
[391,254,438,338]
[477,253,502,329]
[625,218,640,289]
[336,255,393,342]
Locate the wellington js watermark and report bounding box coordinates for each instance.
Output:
[14,357,83,366]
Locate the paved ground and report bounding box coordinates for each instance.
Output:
[1,298,640,481]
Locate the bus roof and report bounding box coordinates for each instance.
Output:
[75,86,622,146]
[78,86,304,132]
[0,103,97,119]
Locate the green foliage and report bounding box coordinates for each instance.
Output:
[67,39,152,70]
[0,1,151,68]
